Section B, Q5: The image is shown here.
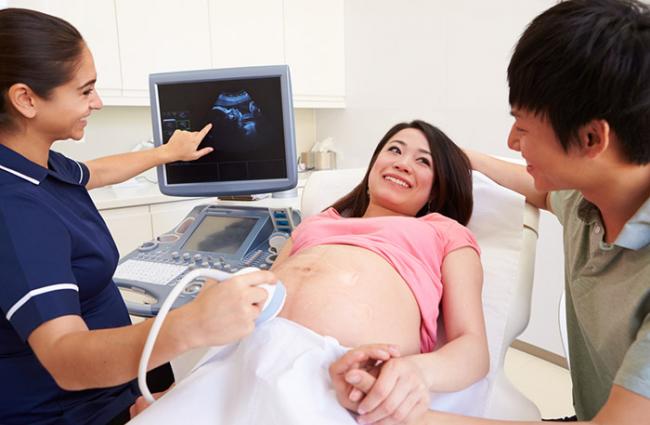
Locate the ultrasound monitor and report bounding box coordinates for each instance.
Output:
[149,65,297,197]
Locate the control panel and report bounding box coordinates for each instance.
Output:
[113,204,300,316]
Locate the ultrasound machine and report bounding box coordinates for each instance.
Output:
[113,65,299,318]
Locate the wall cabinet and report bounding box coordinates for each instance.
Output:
[9,0,345,108]
[115,0,213,99]
[284,0,345,106]
[7,0,123,97]
[208,0,285,69]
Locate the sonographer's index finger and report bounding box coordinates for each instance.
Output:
[197,123,213,139]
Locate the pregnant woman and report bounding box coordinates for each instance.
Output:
[131,120,487,425]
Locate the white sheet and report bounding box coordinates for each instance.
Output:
[129,319,355,425]
[130,320,497,424]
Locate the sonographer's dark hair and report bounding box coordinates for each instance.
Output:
[0,8,85,132]
[508,0,650,164]
[329,120,473,225]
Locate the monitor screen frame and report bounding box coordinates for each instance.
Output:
[149,65,297,197]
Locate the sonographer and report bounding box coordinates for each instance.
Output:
[0,8,277,425]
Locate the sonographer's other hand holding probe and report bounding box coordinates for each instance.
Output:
[182,269,280,346]
[138,267,287,403]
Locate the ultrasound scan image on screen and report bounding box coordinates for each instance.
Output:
[182,215,258,255]
[157,77,286,184]
[150,66,296,197]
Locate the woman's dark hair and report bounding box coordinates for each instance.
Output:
[329,120,474,225]
[508,0,650,164]
[0,8,85,132]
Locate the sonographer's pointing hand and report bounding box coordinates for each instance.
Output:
[162,123,214,162]
[175,270,277,347]
[84,124,214,190]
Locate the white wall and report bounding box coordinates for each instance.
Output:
[315,0,566,356]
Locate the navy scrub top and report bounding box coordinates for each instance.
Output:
[0,145,139,425]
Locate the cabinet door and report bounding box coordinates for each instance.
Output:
[115,0,212,97]
[283,0,345,107]
[208,0,284,69]
[6,0,122,97]
[100,206,153,257]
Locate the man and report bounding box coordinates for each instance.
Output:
[330,1,650,424]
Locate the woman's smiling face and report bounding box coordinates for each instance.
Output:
[366,128,434,217]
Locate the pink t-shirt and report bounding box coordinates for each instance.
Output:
[290,208,480,353]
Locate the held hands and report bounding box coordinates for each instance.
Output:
[180,270,276,347]
[161,123,214,162]
[330,345,430,425]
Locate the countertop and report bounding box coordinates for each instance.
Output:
[89,176,306,210]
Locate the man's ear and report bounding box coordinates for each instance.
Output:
[6,83,38,119]
[577,119,610,158]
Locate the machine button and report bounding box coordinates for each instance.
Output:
[182,253,191,262]
[201,261,210,268]
[171,251,180,259]
[193,254,202,262]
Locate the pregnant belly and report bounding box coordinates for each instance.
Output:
[273,244,422,355]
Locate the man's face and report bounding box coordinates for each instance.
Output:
[508,108,582,192]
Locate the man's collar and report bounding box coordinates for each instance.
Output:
[577,195,650,250]
[615,195,650,250]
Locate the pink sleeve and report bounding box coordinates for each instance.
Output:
[444,222,481,257]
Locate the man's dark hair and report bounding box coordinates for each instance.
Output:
[508,0,650,164]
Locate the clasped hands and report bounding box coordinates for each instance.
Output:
[329,344,431,425]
